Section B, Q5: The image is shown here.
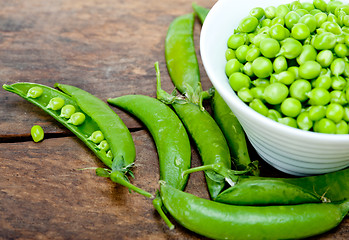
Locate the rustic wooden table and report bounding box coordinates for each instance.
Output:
[0,0,348,239]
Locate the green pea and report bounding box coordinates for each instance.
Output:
[291,23,310,40]
[296,45,317,65]
[229,72,251,91]
[270,17,285,26]
[301,2,315,11]
[272,70,295,85]
[316,50,334,67]
[264,82,289,105]
[227,34,246,49]
[330,58,346,76]
[297,111,313,131]
[321,21,342,35]
[309,105,327,121]
[285,11,301,30]
[316,118,336,134]
[273,56,288,74]
[67,112,86,126]
[312,32,337,50]
[260,19,271,27]
[251,33,269,47]
[307,87,331,106]
[235,45,250,63]
[250,7,265,20]
[249,99,269,116]
[251,57,273,78]
[259,38,280,58]
[290,79,312,102]
[31,125,44,143]
[265,6,276,19]
[267,109,282,121]
[288,66,300,79]
[237,16,259,33]
[336,120,349,134]
[276,4,290,19]
[245,46,261,62]
[250,87,265,100]
[60,104,76,119]
[242,62,254,77]
[269,24,287,41]
[27,86,43,98]
[225,49,236,61]
[47,97,65,110]
[237,87,254,103]
[278,117,298,128]
[88,130,105,144]
[314,12,328,28]
[106,150,113,159]
[97,140,110,152]
[289,1,303,11]
[299,14,317,32]
[330,90,348,105]
[313,0,327,12]
[279,38,303,59]
[314,74,332,89]
[299,61,321,80]
[326,103,344,123]
[225,59,242,77]
[334,43,348,57]
[281,97,302,117]
[331,76,347,90]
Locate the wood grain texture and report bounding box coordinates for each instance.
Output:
[0,0,348,239]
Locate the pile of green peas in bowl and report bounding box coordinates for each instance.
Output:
[200,0,349,175]
[225,0,349,134]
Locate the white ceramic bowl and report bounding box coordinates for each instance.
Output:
[200,0,349,176]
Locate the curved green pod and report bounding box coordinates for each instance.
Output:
[3,82,152,198]
[160,182,349,240]
[211,91,258,173]
[108,94,191,190]
[165,13,201,96]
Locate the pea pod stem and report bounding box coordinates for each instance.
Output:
[181,163,252,187]
[109,171,153,198]
[152,191,175,230]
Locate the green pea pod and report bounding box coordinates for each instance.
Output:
[155,63,233,199]
[211,91,258,174]
[3,82,153,198]
[193,4,259,175]
[192,3,209,24]
[215,179,321,205]
[160,182,349,240]
[165,12,201,98]
[107,94,191,190]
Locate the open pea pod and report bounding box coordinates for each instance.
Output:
[3,82,153,198]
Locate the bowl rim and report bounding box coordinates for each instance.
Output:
[200,0,349,143]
